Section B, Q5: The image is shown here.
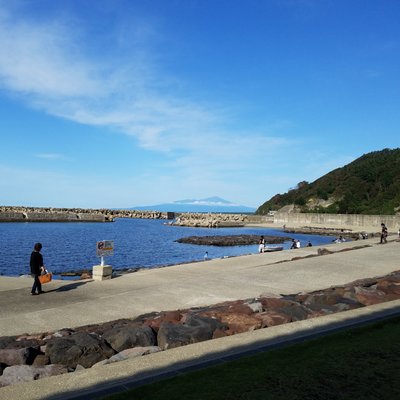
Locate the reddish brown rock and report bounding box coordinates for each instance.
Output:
[260,296,294,310]
[255,311,291,327]
[376,276,400,297]
[212,328,228,339]
[217,313,262,335]
[354,287,390,306]
[143,310,183,332]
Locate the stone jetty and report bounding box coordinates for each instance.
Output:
[172,212,249,227]
[176,234,287,246]
[0,206,253,227]
[0,206,169,223]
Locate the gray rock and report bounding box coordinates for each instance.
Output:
[107,346,162,363]
[0,364,67,387]
[317,248,333,256]
[246,301,263,313]
[157,314,225,350]
[45,332,115,369]
[102,326,156,353]
[0,347,40,366]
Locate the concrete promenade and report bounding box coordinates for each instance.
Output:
[1,236,400,399]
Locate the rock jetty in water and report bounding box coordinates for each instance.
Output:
[0,206,251,227]
[0,206,169,223]
[172,213,249,227]
[176,234,287,246]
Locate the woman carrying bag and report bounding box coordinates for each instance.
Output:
[30,242,45,295]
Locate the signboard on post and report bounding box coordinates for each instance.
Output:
[96,240,114,266]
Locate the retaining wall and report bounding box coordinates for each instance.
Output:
[0,212,106,223]
[274,212,400,229]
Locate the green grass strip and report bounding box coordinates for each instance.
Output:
[104,317,400,400]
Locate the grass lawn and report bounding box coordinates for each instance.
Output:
[104,317,400,400]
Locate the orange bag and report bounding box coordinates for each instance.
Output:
[39,272,52,284]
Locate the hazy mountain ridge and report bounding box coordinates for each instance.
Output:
[132,196,256,213]
[256,148,400,215]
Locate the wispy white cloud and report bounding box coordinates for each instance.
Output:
[34,153,68,160]
[0,1,303,208]
[0,2,292,157]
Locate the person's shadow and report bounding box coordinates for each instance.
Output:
[44,280,92,293]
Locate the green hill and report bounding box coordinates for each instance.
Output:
[256,148,400,215]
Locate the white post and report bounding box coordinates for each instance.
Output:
[101,255,104,266]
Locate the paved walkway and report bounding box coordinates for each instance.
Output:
[1,237,400,399]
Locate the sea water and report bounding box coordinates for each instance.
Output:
[0,218,334,277]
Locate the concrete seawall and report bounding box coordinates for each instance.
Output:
[273,212,400,229]
[0,211,107,222]
[1,206,399,228]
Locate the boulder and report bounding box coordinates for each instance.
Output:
[0,364,67,387]
[198,310,261,335]
[143,311,183,332]
[32,354,50,367]
[255,311,292,327]
[317,248,333,256]
[0,347,40,366]
[260,296,311,321]
[106,346,162,364]
[102,326,156,353]
[301,292,361,312]
[157,314,226,350]
[354,287,389,306]
[45,332,115,369]
[376,277,400,297]
[260,296,298,311]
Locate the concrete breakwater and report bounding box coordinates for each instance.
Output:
[274,211,400,230]
[172,212,251,227]
[0,206,169,223]
[0,206,253,226]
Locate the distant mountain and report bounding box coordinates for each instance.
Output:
[256,148,400,215]
[132,196,256,213]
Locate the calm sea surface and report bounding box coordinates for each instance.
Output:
[0,218,335,278]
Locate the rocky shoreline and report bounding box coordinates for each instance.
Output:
[283,225,379,239]
[1,256,400,388]
[175,234,288,246]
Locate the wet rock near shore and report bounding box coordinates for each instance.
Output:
[1,269,400,388]
[176,234,288,246]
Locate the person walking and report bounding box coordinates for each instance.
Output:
[30,242,45,295]
[380,223,388,244]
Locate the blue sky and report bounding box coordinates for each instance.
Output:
[0,0,399,209]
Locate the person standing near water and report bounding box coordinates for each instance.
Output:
[30,243,45,295]
[259,236,265,253]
